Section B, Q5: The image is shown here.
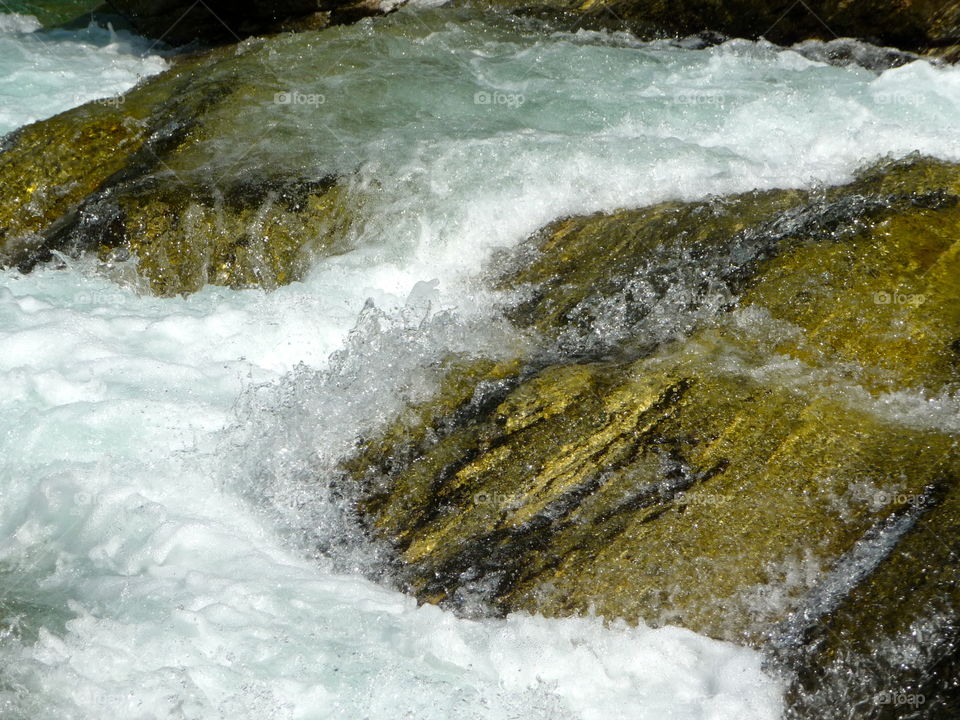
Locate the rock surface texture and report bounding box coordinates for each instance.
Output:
[0,34,358,295]
[463,0,960,57]
[102,0,391,44]
[345,156,960,718]
[89,0,960,55]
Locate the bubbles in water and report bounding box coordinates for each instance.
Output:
[4,8,960,719]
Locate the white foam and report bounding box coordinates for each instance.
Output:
[0,265,786,719]
[0,12,42,33]
[6,9,960,719]
[0,18,166,135]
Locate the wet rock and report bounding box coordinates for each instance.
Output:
[103,0,396,45]
[789,38,923,71]
[465,0,960,56]
[781,477,960,718]
[0,32,359,295]
[344,155,960,714]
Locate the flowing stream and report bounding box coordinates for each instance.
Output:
[2,7,960,719]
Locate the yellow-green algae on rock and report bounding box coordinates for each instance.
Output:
[344,155,960,714]
[95,176,355,295]
[0,33,358,296]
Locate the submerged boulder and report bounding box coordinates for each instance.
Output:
[0,32,359,295]
[344,156,960,716]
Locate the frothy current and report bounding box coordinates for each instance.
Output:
[3,7,960,718]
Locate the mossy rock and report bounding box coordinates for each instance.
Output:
[344,155,960,715]
[0,33,359,296]
[72,175,355,295]
[501,155,960,389]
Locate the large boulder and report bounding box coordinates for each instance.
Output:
[464,0,960,56]
[343,156,960,717]
[100,0,393,44]
[0,32,358,295]
[70,0,960,54]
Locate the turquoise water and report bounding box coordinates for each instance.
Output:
[2,7,960,719]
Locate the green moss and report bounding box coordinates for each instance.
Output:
[103,0,370,46]
[499,188,809,343]
[781,468,960,717]
[359,340,959,641]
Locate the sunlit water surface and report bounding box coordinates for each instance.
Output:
[3,7,960,718]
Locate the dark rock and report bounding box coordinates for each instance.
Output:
[461,0,960,56]
[101,0,397,45]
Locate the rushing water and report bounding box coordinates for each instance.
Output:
[2,6,960,719]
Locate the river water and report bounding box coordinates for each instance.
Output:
[2,7,960,719]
